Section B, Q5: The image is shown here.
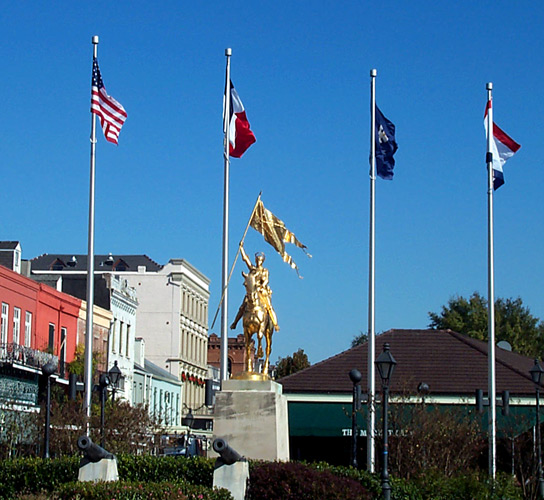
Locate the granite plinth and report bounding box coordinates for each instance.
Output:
[78,458,118,482]
[213,379,289,461]
[213,461,249,500]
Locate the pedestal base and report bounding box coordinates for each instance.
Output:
[213,379,290,461]
[213,461,249,500]
[78,458,118,482]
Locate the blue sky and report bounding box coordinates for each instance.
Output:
[2,2,543,364]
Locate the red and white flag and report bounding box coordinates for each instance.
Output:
[225,82,256,158]
[484,100,521,189]
[91,58,127,145]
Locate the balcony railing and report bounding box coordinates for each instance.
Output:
[0,343,58,373]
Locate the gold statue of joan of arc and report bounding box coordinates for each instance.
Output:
[230,245,279,374]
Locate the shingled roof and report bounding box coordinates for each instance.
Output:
[0,241,19,250]
[30,254,163,273]
[278,329,537,397]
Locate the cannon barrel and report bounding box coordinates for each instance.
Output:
[213,438,244,465]
[77,435,114,463]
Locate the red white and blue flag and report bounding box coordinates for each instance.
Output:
[91,58,127,145]
[484,100,520,189]
[225,81,256,158]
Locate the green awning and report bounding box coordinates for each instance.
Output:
[288,401,536,438]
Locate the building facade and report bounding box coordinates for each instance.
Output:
[207,333,255,378]
[279,329,540,466]
[133,337,182,430]
[30,254,210,413]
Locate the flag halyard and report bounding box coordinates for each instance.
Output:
[91,58,127,145]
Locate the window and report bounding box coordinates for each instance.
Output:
[112,319,117,353]
[125,324,130,357]
[13,308,21,345]
[59,328,67,375]
[118,321,124,355]
[14,250,21,273]
[1,303,9,345]
[24,312,32,347]
[48,323,55,351]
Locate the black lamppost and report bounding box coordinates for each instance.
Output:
[42,361,56,459]
[184,407,194,457]
[530,359,544,499]
[98,373,111,448]
[417,382,429,405]
[349,368,362,468]
[108,361,122,403]
[376,343,397,500]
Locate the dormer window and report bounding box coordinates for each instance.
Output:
[113,259,129,272]
[50,258,66,271]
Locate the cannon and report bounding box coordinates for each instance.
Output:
[212,438,249,499]
[77,435,115,467]
[213,438,245,468]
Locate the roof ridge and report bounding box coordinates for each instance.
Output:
[446,329,533,385]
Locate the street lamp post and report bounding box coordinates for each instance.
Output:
[530,359,544,499]
[108,361,122,403]
[184,407,194,457]
[42,361,56,459]
[98,373,111,448]
[376,343,397,500]
[349,368,362,468]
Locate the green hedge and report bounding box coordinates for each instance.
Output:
[0,455,215,499]
[0,455,523,500]
[52,480,232,500]
[116,454,215,485]
[0,456,79,499]
[306,463,522,500]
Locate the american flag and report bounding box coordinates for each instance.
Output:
[91,58,127,144]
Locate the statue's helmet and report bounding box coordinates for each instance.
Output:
[255,252,265,264]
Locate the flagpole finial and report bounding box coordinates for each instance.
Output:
[225,48,232,56]
[486,82,493,91]
[92,35,99,45]
[370,69,377,77]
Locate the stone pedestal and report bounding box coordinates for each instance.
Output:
[78,458,119,482]
[213,379,289,461]
[213,461,250,500]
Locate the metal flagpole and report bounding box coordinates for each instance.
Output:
[220,48,232,382]
[486,81,496,480]
[83,35,99,424]
[367,68,377,473]
[210,192,262,331]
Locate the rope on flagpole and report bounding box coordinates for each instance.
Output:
[211,191,262,330]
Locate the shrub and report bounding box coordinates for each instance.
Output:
[116,454,215,485]
[0,455,216,499]
[410,470,523,500]
[0,456,79,499]
[247,461,372,500]
[50,480,232,500]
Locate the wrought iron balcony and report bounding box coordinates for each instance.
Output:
[0,343,58,373]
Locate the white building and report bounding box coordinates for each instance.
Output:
[29,254,210,413]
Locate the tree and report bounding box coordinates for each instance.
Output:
[351,331,368,348]
[428,292,544,357]
[275,349,311,379]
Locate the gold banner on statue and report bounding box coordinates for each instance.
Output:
[249,199,311,276]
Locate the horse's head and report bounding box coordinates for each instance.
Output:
[242,270,260,302]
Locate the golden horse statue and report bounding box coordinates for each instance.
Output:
[231,248,279,377]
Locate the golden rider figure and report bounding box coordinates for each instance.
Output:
[230,245,280,332]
